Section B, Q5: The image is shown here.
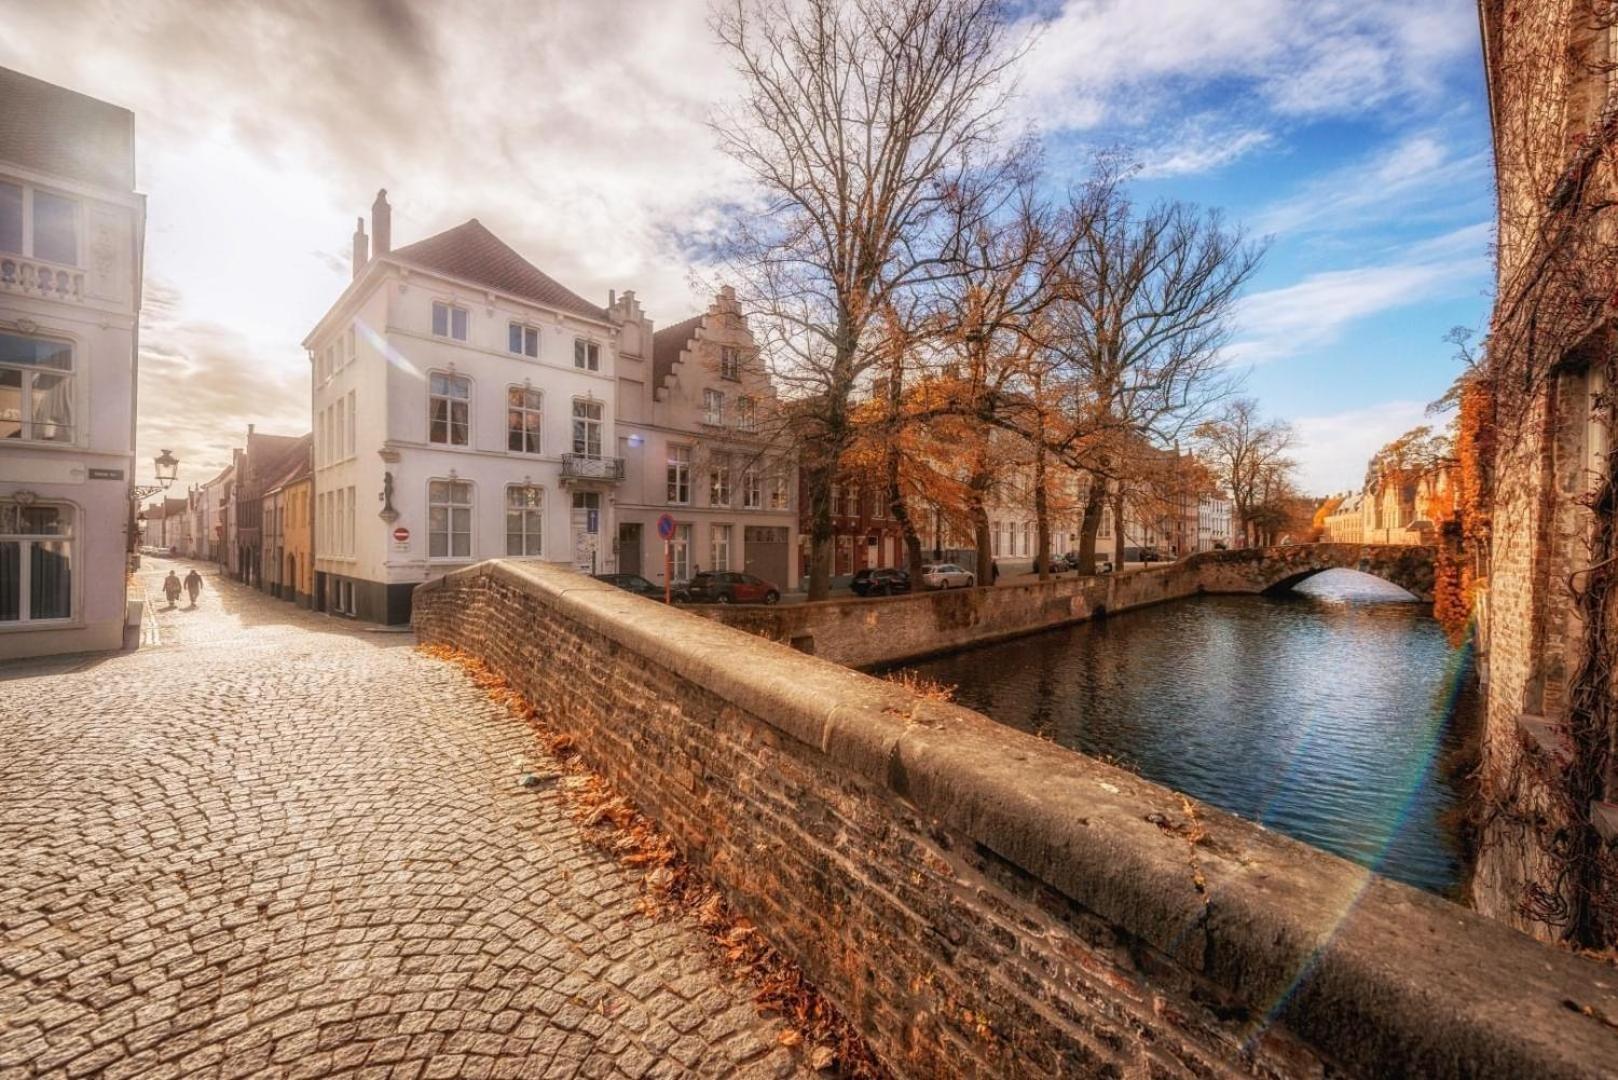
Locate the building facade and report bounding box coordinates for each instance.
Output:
[1474,0,1618,946]
[306,193,627,623]
[618,288,797,590]
[0,67,145,659]
[261,433,313,606]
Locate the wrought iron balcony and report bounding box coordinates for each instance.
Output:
[561,454,625,482]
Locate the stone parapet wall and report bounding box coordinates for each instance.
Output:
[701,545,1435,670]
[414,559,1618,1079]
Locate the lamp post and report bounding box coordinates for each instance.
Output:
[129,450,180,561]
[131,449,179,502]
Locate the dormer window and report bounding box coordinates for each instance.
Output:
[720,346,741,381]
[574,338,600,371]
[433,301,468,341]
[509,323,539,358]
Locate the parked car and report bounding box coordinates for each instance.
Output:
[593,573,664,599]
[1137,547,1164,564]
[851,567,910,596]
[1060,551,1083,571]
[920,563,975,589]
[681,571,781,605]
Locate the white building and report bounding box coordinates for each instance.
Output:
[305,193,627,622]
[616,287,797,589]
[1195,494,1234,551]
[0,68,145,659]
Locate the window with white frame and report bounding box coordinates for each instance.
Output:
[0,502,73,624]
[736,396,757,432]
[432,301,469,341]
[711,524,732,571]
[872,487,888,519]
[703,388,723,425]
[573,338,600,371]
[506,485,544,556]
[769,469,789,510]
[0,180,78,265]
[709,454,731,506]
[667,446,691,505]
[742,466,761,509]
[671,523,691,581]
[719,346,741,381]
[429,372,470,446]
[0,332,74,443]
[334,399,345,461]
[571,399,603,457]
[428,480,473,558]
[507,386,542,453]
[509,323,539,358]
[346,392,356,457]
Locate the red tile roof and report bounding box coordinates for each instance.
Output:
[387,219,609,323]
[651,314,704,395]
[0,67,135,190]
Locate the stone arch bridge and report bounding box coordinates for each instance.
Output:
[1185,543,1437,602]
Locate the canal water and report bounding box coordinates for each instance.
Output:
[892,570,1478,896]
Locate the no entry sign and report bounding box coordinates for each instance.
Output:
[656,514,676,541]
[392,526,410,543]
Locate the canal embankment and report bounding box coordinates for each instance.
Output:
[695,543,1437,669]
[414,558,1618,1079]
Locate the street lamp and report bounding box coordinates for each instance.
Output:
[132,449,180,501]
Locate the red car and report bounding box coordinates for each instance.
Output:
[680,571,781,605]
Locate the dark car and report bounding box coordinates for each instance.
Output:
[681,571,781,605]
[1138,547,1165,564]
[593,572,663,599]
[850,567,910,596]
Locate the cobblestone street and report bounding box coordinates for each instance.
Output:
[0,558,804,1080]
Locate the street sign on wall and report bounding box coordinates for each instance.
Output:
[392,526,410,543]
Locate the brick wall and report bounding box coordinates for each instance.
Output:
[414,560,1618,1079]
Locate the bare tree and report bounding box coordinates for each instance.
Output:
[1193,398,1296,547]
[1046,163,1264,572]
[710,0,1025,599]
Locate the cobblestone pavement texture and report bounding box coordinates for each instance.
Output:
[1,558,806,1080]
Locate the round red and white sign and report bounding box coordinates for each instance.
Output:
[392,526,410,543]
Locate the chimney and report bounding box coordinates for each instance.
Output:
[372,189,391,256]
[352,217,369,279]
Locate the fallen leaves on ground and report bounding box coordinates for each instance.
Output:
[418,643,888,1079]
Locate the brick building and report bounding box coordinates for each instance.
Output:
[1475,0,1618,946]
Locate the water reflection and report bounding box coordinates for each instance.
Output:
[893,569,1477,895]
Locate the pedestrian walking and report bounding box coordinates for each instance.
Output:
[989,559,999,585]
[184,569,203,607]
[162,571,182,608]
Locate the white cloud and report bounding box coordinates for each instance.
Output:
[1228,222,1490,365]
[1136,125,1275,179]
[1292,399,1429,494]
[1016,0,1477,135]
[1251,132,1493,238]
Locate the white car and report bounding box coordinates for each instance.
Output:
[921,562,976,589]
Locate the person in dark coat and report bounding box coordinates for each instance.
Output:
[162,571,182,608]
[184,569,203,607]
[989,559,999,585]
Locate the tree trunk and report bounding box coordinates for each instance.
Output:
[805,463,835,601]
[886,446,925,582]
[1112,486,1127,569]
[1077,476,1104,574]
[1034,443,1051,581]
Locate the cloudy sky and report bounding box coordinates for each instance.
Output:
[0,0,1493,494]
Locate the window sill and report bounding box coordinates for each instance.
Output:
[0,617,81,633]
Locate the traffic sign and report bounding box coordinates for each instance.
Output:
[392,526,410,543]
[656,514,676,541]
